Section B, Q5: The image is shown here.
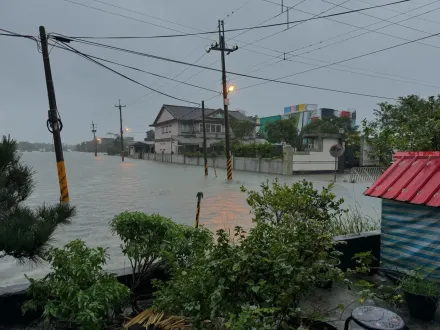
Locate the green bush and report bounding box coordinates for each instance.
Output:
[184,151,203,158]
[22,240,130,330]
[241,179,345,225]
[110,212,176,308]
[154,220,343,326]
[231,143,279,158]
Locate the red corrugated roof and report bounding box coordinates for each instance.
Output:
[364,152,440,207]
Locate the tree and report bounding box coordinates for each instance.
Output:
[302,116,355,135]
[230,119,255,142]
[0,136,76,262]
[362,95,440,166]
[265,117,299,148]
[145,129,155,141]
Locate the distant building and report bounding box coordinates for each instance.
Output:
[258,104,356,138]
[150,104,255,154]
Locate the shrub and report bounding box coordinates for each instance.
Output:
[241,179,345,224]
[231,143,279,158]
[0,136,76,262]
[154,220,343,326]
[110,212,176,309]
[23,240,129,330]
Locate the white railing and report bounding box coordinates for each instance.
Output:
[349,167,385,183]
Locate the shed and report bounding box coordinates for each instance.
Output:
[364,151,440,279]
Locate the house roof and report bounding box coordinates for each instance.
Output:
[151,104,250,126]
[364,151,440,207]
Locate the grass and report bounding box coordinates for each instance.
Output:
[401,275,440,297]
[331,205,380,236]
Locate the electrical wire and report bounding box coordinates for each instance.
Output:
[52,42,200,105]
[52,37,399,100]
[238,29,440,91]
[63,51,220,94]
[58,0,409,39]
[127,52,211,106]
[237,0,440,76]
[283,0,440,57]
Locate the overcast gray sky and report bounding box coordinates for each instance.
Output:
[1,0,440,144]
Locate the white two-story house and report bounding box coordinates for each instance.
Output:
[150,104,255,154]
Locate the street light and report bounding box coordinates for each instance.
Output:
[227,84,235,93]
[125,128,129,132]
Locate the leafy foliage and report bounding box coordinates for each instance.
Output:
[145,129,155,141]
[0,136,75,262]
[400,270,440,297]
[240,179,345,224]
[154,219,343,327]
[361,95,440,166]
[110,212,176,295]
[265,118,300,148]
[230,119,255,141]
[302,117,355,135]
[23,240,130,330]
[154,180,346,327]
[231,143,281,158]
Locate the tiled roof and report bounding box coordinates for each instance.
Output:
[364,152,440,207]
[163,104,249,121]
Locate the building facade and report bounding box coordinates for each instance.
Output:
[150,104,255,154]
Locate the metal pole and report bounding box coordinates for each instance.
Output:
[220,20,233,180]
[202,101,208,176]
[39,26,69,203]
[195,192,203,228]
[334,157,337,182]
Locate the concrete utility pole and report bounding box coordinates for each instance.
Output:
[208,20,238,180]
[39,26,69,203]
[91,121,97,157]
[114,99,126,162]
[201,101,208,176]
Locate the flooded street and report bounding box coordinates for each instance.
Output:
[0,152,380,287]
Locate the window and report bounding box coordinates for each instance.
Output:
[161,126,164,134]
[199,123,222,133]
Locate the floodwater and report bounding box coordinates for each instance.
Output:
[0,152,380,287]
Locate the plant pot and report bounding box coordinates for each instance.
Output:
[304,319,338,330]
[316,280,333,289]
[284,317,337,330]
[404,291,439,321]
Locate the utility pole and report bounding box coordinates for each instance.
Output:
[91,121,97,157]
[114,99,126,162]
[39,26,69,203]
[201,101,208,176]
[208,20,238,180]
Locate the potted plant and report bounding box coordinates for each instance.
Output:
[400,271,440,321]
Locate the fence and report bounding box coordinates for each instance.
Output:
[140,152,292,175]
[349,167,385,183]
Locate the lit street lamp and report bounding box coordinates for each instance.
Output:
[227,84,235,93]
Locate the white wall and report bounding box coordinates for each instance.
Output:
[292,138,339,172]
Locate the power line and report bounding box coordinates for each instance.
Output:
[127,52,211,106]
[57,0,410,39]
[238,0,439,75]
[283,0,440,57]
[52,42,200,105]
[232,1,440,88]
[63,50,220,94]
[238,29,440,91]
[52,37,399,100]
